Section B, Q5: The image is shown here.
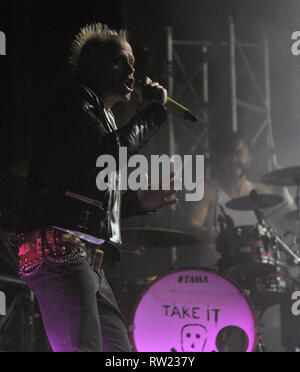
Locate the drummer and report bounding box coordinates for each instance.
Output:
[189,131,295,267]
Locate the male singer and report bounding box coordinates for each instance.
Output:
[18,23,177,352]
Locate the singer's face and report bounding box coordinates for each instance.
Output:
[93,39,135,108]
[221,140,251,179]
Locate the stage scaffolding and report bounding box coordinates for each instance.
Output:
[163,17,279,267]
[165,16,278,174]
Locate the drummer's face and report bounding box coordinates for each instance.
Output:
[223,140,251,178]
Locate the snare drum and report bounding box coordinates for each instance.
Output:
[129,269,258,352]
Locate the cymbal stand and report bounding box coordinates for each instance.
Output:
[254,306,267,353]
[249,188,300,263]
[256,211,300,264]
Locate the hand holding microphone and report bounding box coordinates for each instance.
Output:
[137,76,168,106]
[135,76,199,122]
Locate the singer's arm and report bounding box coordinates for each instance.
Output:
[189,182,218,243]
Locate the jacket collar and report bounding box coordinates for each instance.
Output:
[75,83,116,132]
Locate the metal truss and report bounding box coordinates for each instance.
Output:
[165,16,278,173]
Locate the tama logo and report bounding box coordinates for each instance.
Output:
[178,275,208,284]
[0,31,6,55]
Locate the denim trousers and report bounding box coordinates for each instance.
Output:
[22,256,132,352]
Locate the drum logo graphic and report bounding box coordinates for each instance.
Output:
[177,275,208,284]
[181,324,208,352]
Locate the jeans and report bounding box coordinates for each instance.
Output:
[22,256,132,352]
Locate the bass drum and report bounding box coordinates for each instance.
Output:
[129,269,258,352]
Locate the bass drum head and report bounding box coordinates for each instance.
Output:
[130,269,257,352]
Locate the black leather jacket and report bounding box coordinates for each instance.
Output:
[19,83,167,262]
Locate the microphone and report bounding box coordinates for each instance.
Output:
[165,96,199,122]
[134,86,199,122]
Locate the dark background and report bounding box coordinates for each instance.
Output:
[0,0,300,352]
[0,1,299,271]
[1,0,300,289]
[1,0,300,172]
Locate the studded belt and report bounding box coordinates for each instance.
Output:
[17,228,105,278]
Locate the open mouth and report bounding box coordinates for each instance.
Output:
[124,78,134,93]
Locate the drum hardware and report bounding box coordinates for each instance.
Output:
[255,200,300,265]
[225,189,300,265]
[215,183,300,351]
[253,307,269,352]
[269,230,300,264]
[217,190,296,311]
[255,335,266,353]
[286,235,300,266]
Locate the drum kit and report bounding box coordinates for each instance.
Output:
[111,166,300,353]
[1,161,300,352]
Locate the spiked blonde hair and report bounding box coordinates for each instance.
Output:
[69,22,128,77]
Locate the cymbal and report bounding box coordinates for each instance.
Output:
[226,194,284,211]
[121,227,199,247]
[261,166,300,186]
[286,210,300,222]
